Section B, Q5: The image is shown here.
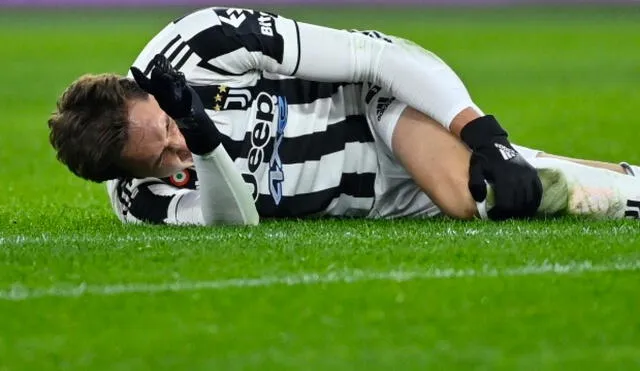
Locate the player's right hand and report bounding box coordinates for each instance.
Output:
[461,115,543,220]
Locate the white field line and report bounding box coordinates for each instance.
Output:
[1,260,638,301]
[0,224,636,246]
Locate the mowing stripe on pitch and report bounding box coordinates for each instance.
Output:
[1,225,637,246]
[0,260,638,301]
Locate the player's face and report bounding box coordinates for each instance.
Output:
[121,96,193,179]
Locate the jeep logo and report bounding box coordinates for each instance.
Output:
[242,92,276,201]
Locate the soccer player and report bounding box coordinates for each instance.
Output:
[47,7,640,225]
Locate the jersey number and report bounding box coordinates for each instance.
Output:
[218,8,252,28]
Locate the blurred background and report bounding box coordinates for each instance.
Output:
[0,0,638,224]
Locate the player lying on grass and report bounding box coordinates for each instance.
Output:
[47,7,640,225]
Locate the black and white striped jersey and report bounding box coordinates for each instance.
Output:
[108,7,389,224]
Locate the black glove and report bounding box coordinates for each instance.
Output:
[461,115,542,220]
[130,54,221,155]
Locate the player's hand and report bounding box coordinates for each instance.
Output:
[130,54,202,121]
[461,115,542,220]
[130,54,221,155]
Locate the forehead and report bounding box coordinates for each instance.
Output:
[128,96,162,126]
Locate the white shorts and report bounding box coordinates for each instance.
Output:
[361,84,542,219]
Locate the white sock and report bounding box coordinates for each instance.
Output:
[530,157,640,219]
[478,166,573,219]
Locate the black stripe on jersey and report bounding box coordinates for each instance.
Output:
[261,78,358,106]
[167,42,188,64]
[174,49,194,71]
[188,11,285,64]
[279,115,373,163]
[126,182,174,224]
[255,172,375,217]
[144,35,181,75]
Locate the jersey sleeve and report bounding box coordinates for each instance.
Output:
[292,23,479,129]
[132,7,478,129]
[107,178,205,225]
[107,146,259,226]
[186,8,301,76]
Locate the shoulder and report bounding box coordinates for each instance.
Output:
[106,171,198,224]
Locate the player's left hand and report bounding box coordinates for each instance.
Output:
[461,115,543,220]
[130,54,221,155]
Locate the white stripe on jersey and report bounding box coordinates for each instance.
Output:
[173,8,221,40]
[206,48,257,75]
[189,65,259,86]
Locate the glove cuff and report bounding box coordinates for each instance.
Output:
[460,115,508,150]
[176,86,222,155]
[178,112,222,155]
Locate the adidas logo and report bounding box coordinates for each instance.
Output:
[376,97,395,121]
[494,143,518,161]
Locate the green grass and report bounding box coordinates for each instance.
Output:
[1,6,640,370]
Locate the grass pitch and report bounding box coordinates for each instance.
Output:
[1,6,639,370]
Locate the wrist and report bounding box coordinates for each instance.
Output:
[450,107,483,137]
[460,115,509,150]
[178,114,221,155]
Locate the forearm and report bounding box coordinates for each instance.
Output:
[193,146,259,226]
